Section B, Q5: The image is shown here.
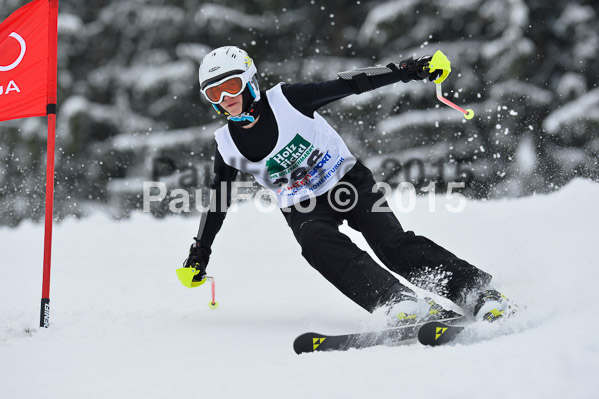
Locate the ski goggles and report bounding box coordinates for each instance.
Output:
[201,65,257,104]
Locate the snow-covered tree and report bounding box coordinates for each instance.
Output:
[0,0,597,225]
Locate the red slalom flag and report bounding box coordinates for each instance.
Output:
[0,0,57,121]
[0,0,59,328]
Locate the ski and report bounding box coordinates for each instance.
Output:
[293,316,464,354]
[417,320,467,346]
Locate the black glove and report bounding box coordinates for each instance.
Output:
[399,55,442,82]
[183,238,211,282]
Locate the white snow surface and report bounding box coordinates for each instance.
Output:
[1,178,598,399]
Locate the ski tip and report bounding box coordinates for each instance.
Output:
[418,321,464,347]
[293,338,308,355]
[293,332,328,355]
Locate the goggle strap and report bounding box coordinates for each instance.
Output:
[246,82,257,99]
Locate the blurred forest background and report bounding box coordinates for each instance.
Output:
[0,0,598,226]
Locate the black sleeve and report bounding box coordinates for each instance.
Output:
[281,65,411,117]
[195,147,239,248]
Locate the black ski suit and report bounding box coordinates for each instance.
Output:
[196,72,491,313]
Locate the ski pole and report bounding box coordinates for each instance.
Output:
[175,267,218,308]
[205,276,218,309]
[428,50,474,120]
[436,82,474,120]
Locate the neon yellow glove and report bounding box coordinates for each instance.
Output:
[177,239,211,288]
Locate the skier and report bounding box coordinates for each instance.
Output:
[181,46,513,324]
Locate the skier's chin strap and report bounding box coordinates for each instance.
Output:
[231,114,255,123]
[228,101,260,126]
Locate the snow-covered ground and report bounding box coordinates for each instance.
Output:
[1,178,598,399]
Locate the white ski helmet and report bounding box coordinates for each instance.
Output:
[199,46,261,121]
